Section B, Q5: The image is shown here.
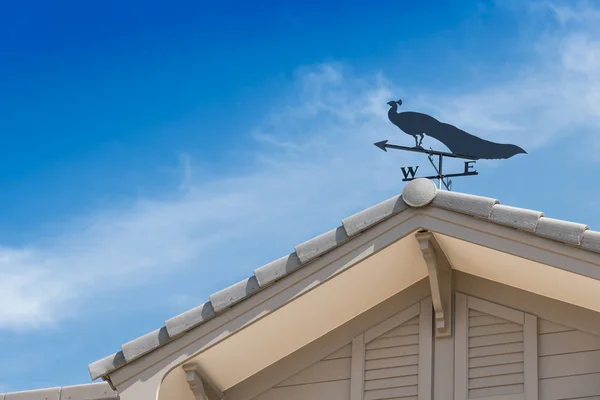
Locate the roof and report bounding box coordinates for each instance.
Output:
[0,382,117,400]
[88,178,600,381]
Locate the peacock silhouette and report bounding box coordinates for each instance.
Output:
[387,99,526,160]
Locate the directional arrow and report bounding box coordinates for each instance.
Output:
[403,171,478,181]
[374,139,479,191]
[374,140,389,152]
[373,140,478,160]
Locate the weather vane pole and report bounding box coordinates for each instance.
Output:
[375,99,526,190]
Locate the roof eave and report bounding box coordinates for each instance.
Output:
[89,178,600,382]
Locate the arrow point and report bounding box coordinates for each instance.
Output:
[374,140,388,152]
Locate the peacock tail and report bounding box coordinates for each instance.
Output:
[429,123,526,160]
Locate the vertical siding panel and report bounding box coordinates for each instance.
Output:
[351,334,365,400]
[455,293,469,400]
[433,320,455,400]
[418,297,433,400]
[523,314,538,400]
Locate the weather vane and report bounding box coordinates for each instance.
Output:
[375,99,527,190]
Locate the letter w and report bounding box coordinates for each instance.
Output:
[401,166,419,179]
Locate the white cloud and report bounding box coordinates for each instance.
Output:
[0,65,408,330]
[411,1,600,154]
[543,0,600,25]
[3,1,600,330]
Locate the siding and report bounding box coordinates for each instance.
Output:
[538,319,600,400]
[467,309,525,399]
[364,316,420,400]
[253,343,352,400]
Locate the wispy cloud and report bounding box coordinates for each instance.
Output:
[543,0,600,25]
[2,0,600,331]
[413,0,600,154]
[0,64,405,330]
[178,153,193,192]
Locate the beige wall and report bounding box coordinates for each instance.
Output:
[249,297,431,400]
[538,319,600,400]
[253,310,425,400]
[229,273,600,400]
[253,344,352,400]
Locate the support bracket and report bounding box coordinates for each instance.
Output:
[183,363,227,400]
[415,230,453,337]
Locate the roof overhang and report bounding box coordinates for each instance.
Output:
[160,228,429,394]
[92,179,600,400]
[156,208,600,398]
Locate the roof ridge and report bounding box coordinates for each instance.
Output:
[88,178,600,381]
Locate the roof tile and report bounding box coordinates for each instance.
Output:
[535,217,589,246]
[209,276,260,313]
[121,327,170,363]
[1,383,117,400]
[88,352,126,381]
[5,388,60,400]
[165,301,215,338]
[581,230,600,253]
[295,226,349,264]
[432,190,498,219]
[60,383,118,400]
[489,204,544,232]
[342,195,407,237]
[254,253,302,287]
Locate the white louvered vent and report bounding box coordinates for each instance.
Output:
[353,298,432,400]
[455,293,537,400]
[364,315,420,400]
[467,309,525,398]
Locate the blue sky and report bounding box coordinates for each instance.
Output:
[2,0,600,392]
